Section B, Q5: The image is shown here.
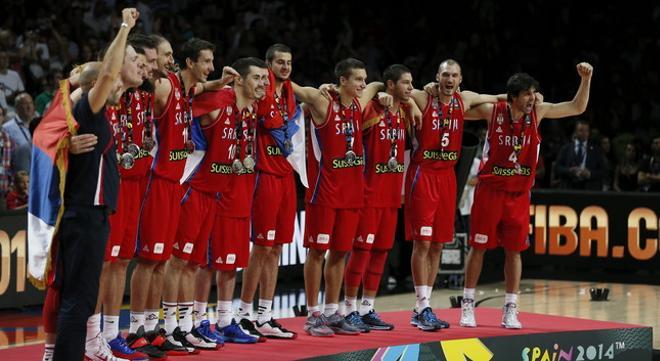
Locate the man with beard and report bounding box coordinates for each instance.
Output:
[234,43,298,340]
[459,63,593,329]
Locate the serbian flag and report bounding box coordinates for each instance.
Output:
[258,69,308,187]
[180,88,235,183]
[27,80,78,289]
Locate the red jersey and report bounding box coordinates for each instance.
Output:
[216,109,257,217]
[151,72,190,181]
[411,93,465,170]
[117,90,152,179]
[306,95,365,208]
[361,99,406,208]
[478,101,541,191]
[186,104,236,195]
[255,84,294,176]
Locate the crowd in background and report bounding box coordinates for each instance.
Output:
[1,0,659,210]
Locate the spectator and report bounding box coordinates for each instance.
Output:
[0,114,12,211]
[0,50,26,110]
[554,120,607,190]
[639,136,660,192]
[2,92,36,173]
[34,69,63,115]
[613,142,642,192]
[6,170,28,210]
[599,135,615,191]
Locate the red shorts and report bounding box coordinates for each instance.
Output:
[137,175,185,261]
[469,183,531,251]
[172,187,220,261]
[404,165,456,243]
[353,207,398,251]
[251,172,296,247]
[211,216,250,271]
[105,178,146,261]
[304,203,360,252]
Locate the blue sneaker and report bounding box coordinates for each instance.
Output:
[108,334,149,360]
[428,310,451,329]
[415,307,439,331]
[410,309,419,326]
[194,320,223,346]
[361,310,394,331]
[218,320,258,344]
[344,311,370,333]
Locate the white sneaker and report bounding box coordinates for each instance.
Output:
[501,303,522,329]
[185,329,218,349]
[255,318,297,339]
[85,332,129,361]
[459,298,477,327]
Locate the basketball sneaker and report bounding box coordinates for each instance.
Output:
[501,303,522,329]
[255,318,297,339]
[459,298,477,327]
[344,311,370,333]
[303,312,334,337]
[361,310,394,331]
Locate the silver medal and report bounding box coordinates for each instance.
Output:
[345,150,356,165]
[514,163,522,175]
[127,143,140,157]
[387,156,399,171]
[243,154,255,171]
[232,158,245,173]
[120,152,135,169]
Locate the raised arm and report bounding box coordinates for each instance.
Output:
[88,8,138,113]
[535,62,593,122]
[194,66,239,95]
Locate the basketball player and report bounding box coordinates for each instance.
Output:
[459,62,593,329]
[292,58,385,336]
[342,64,413,332]
[235,43,298,340]
[189,57,269,344]
[406,59,507,331]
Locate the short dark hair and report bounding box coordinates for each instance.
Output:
[383,64,411,86]
[334,58,366,80]
[128,33,158,55]
[180,37,215,63]
[151,34,169,47]
[506,73,540,102]
[231,57,267,78]
[265,43,291,62]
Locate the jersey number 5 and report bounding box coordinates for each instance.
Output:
[441,132,450,147]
